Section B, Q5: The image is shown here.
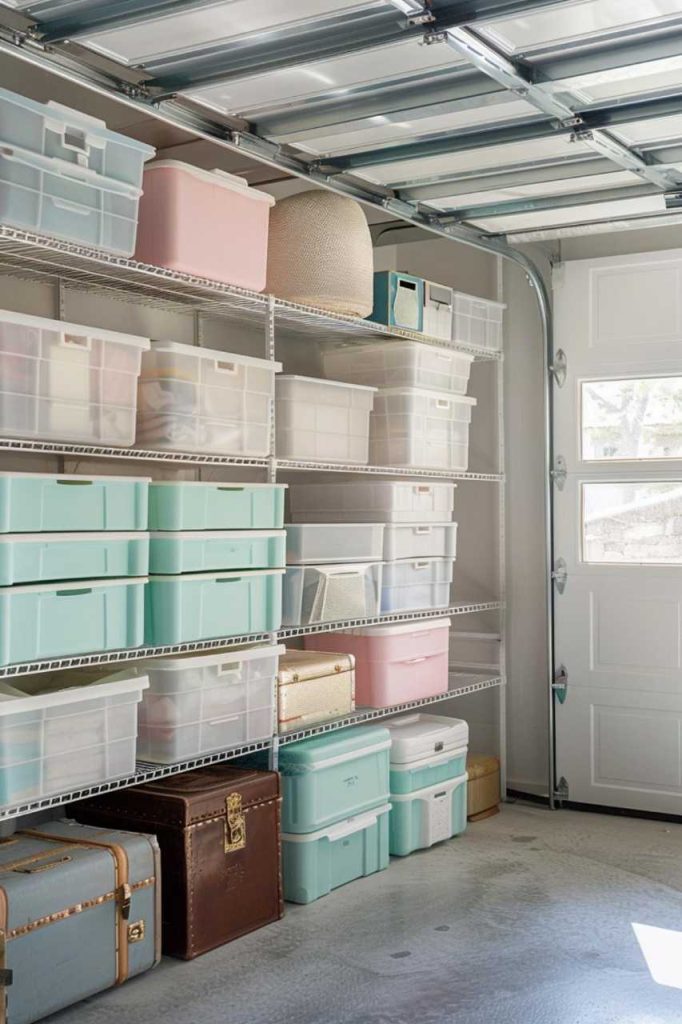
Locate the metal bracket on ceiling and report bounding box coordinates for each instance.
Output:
[387,0,435,26]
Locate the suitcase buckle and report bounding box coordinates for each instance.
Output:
[128,920,145,944]
[224,793,246,853]
[117,883,132,920]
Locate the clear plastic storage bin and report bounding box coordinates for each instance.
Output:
[149,529,285,574]
[136,644,282,764]
[0,309,149,445]
[285,523,384,565]
[0,577,146,666]
[0,473,149,533]
[0,532,149,585]
[0,667,148,807]
[383,522,457,561]
[381,558,454,613]
[137,341,279,456]
[370,388,476,471]
[282,562,382,626]
[452,292,505,351]
[145,568,284,645]
[322,340,473,395]
[423,281,454,341]
[148,481,285,531]
[289,480,456,524]
[276,375,375,464]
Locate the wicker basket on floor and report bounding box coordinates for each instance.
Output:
[467,754,501,821]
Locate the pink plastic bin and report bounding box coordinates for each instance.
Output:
[305,617,451,708]
[134,161,275,291]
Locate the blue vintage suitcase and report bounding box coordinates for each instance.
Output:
[0,818,160,1024]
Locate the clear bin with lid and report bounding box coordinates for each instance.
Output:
[276,375,375,464]
[370,388,476,471]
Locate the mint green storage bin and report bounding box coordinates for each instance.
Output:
[279,725,391,834]
[148,482,286,530]
[390,749,468,795]
[144,568,284,645]
[0,532,149,585]
[0,578,145,666]
[149,530,285,574]
[283,803,391,904]
[0,473,149,533]
[389,772,468,857]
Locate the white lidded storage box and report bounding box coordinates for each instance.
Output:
[0,472,149,533]
[321,340,473,395]
[289,480,456,524]
[136,644,282,764]
[285,523,384,565]
[370,388,476,471]
[134,162,275,291]
[383,522,457,561]
[423,281,454,341]
[276,375,376,464]
[0,667,148,807]
[452,292,505,351]
[0,309,149,445]
[381,557,454,613]
[137,341,279,456]
[386,713,469,793]
[283,562,382,626]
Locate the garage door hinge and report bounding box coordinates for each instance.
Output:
[552,665,568,704]
[551,455,567,489]
[552,557,567,593]
[554,777,569,804]
[550,349,567,387]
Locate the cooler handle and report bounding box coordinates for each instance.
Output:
[56,588,92,596]
[217,486,245,492]
[56,479,94,486]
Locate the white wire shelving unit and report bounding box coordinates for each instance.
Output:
[0,224,507,820]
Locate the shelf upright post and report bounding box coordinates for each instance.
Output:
[267,292,279,771]
[496,256,508,799]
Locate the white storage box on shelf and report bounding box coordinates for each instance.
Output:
[321,340,473,395]
[283,562,382,626]
[285,523,385,565]
[370,389,476,471]
[381,558,454,613]
[383,522,457,561]
[289,480,456,524]
[136,341,279,456]
[276,375,376,464]
[136,644,283,764]
[0,88,154,254]
[0,667,149,808]
[452,292,505,351]
[423,281,454,341]
[0,310,149,445]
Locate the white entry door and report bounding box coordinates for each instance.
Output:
[553,250,682,815]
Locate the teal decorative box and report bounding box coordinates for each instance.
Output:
[390,773,468,857]
[282,803,391,904]
[368,271,424,332]
[148,481,286,531]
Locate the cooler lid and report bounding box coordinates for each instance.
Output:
[278,648,354,685]
[385,713,468,764]
[278,724,390,767]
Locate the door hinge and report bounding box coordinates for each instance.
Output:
[550,348,567,387]
[553,776,569,805]
[551,455,567,490]
[552,557,567,594]
[552,665,568,704]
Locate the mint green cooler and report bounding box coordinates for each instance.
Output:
[282,804,391,904]
[390,773,467,856]
[386,713,469,794]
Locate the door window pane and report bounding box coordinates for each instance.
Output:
[583,481,682,564]
[581,377,682,461]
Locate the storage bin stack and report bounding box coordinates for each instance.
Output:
[279,725,391,903]
[0,471,149,667]
[277,648,355,734]
[144,480,286,647]
[385,713,469,856]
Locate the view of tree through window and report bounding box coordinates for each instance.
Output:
[582,377,682,461]
[583,481,682,564]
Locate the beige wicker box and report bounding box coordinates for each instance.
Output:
[467,754,500,821]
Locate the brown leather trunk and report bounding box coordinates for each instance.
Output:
[72,766,282,960]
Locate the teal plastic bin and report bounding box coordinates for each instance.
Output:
[149,530,285,574]
[282,803,391,904]
[0,577,145,666]
[279,725,391,834]
[144,568,284,645]
[148,482,286,530]
[389,773,468,857]
[0,473,149,533]
[0,532,149,585]
[386,713,469,795]
[390,750,468,795]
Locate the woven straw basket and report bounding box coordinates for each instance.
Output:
[266,190,374,317]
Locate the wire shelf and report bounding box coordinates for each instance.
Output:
[0,437,271,466]
[278,602,503,640]
[276,459,503,481]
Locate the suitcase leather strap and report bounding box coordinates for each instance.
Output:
[224,793,246,853]
[21,830,132,985]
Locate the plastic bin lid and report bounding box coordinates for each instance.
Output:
[0,471,152,483]
[0,576,147,594]
[147,339,281,371]
[276,374,377,393]
[149,567,285,582]
[0,531,147,543]
[142,643,285,672]
[336,616,452,638]
[0,308,150,348]
[281,804,391,842]
[451,290,507,309]
[375,387,477,404]
[0,668,148,717]
[149,481,286,489]
[331,338,475,362]
[149,529,285,540]
[146,161,275,205]
[385,713,469,764]
[278,724,391,767]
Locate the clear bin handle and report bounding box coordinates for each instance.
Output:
[61,332,92,352]
[435,398,451,409]
[414,526,431,535]
[413,485,432,494]
[412,561,429,569]
[434,352,452,361]
[50,197,92,216]
[217,662,240,674]
[215,360,238,375]
[207,713,240,726]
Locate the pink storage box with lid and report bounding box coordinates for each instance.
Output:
[305,617,450,708]
[134,161,275,291]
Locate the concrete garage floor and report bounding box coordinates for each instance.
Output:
[51,802,682,1024]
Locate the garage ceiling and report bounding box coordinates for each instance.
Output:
[2,0,682,241]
